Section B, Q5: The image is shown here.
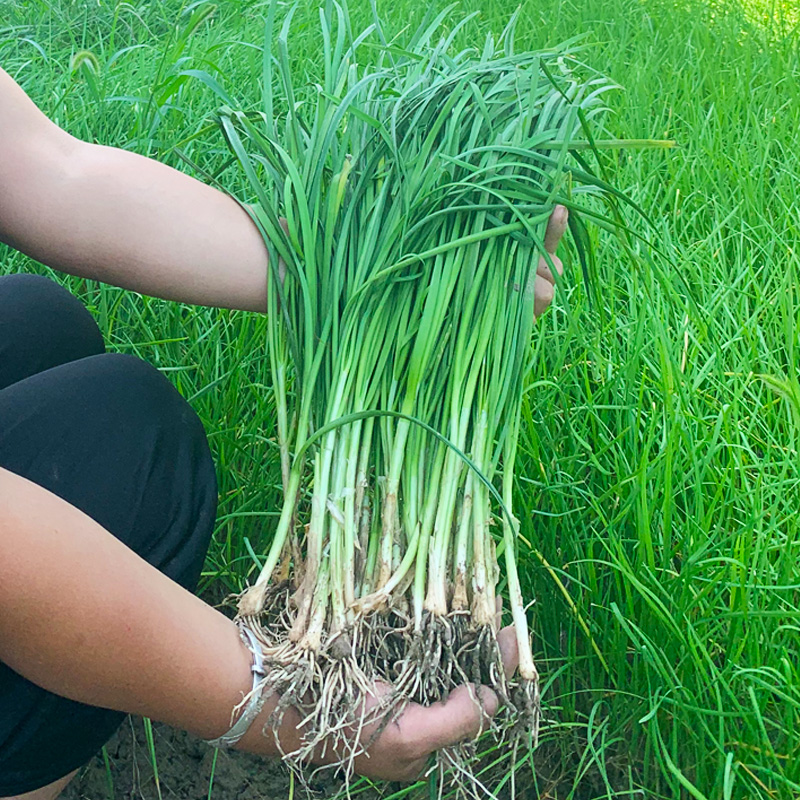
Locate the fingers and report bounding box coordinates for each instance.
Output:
[543,204,569,254]
[497,625,519,680]
[402,627,518,746]
[536,253,563,285]
[538,204,567,284]
[493,606,520,679]
[533,273,555,318]
[348,630,520,783]
[533,205,567,319]
[396,756,431,783]
[398,684,499,756]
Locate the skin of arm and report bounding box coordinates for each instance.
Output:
[0,67,566,313]
[0,467,518,782]
[0,67,270,311]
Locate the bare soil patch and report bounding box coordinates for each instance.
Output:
[61,717,367,800]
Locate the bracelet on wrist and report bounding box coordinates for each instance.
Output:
[204,622,267,749]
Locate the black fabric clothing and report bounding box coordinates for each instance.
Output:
[0,274,218,795]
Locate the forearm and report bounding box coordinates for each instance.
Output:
[0,68,269,311]
[0,467,293,750]
[0,467,518,781]
[0,142,270,311]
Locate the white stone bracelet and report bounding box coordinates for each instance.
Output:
[204,624,268,749]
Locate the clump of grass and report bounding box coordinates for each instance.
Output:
[212,0,667,790]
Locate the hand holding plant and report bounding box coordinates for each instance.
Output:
[306,625,519,782]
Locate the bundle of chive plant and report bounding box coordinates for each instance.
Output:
[217,0,640,786]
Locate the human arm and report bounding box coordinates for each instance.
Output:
[0,466,517,781]
[0,68,270,311]
[0,68,567,315]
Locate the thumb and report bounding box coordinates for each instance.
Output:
[400,684,499,754]
[497,625,520,680]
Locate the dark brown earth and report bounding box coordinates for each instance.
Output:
[60,718,384,800]
[59,715,614,799]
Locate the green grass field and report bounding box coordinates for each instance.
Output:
[2,0,799,796]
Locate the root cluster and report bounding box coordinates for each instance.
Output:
[236,583,539,793]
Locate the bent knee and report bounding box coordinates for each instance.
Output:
[0,275,105,388]
[77,353,208,445]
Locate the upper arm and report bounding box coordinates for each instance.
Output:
[0,68,82,245]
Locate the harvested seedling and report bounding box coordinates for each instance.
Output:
[214,1,663,792]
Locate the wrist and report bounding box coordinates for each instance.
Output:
[183,617,255,741]
[203,625,268,748]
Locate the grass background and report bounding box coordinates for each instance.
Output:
[1,0,799,796]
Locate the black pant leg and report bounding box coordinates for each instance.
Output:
[0,274,105,390]
[0,352,218,795]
